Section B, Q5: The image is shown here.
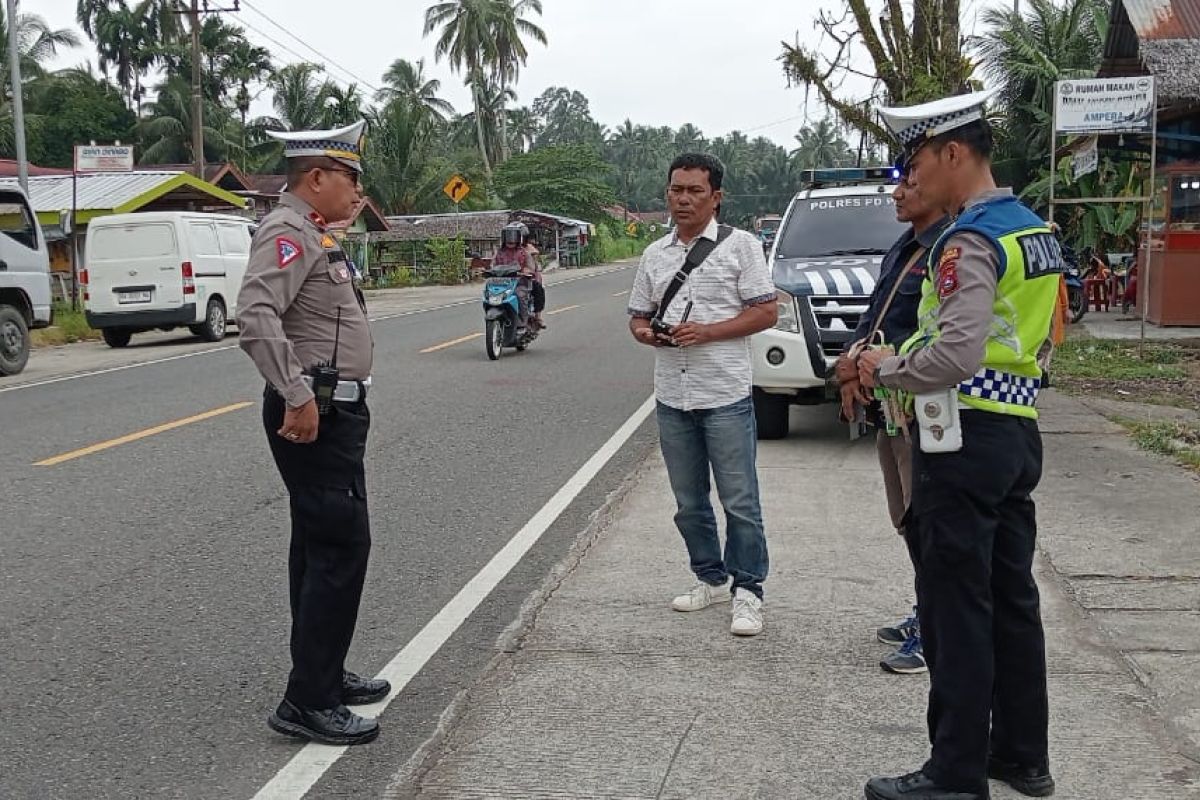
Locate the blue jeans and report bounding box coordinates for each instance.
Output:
[656,396,769,599]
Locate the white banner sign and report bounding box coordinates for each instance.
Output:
[74,144,134,172]
[1073,136,1099,180]
[1055,77,1156,134]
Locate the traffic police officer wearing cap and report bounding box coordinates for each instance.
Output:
[858,92,1059,800]
[237,120,388,746]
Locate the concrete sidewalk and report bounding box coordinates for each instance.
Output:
[387,393,1200,799]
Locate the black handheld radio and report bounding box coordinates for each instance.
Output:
[311,309,341,416]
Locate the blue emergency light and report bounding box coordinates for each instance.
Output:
[800,167,901,187]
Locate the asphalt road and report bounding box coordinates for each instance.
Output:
[0,264,661,799]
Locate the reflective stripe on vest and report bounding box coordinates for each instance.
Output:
[958,368,1041,408]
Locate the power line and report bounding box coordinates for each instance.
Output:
[239,0,380,93]
[234,15,357,92]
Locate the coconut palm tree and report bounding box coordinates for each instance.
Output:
[225,39,274,128]
[137,76,236,164]
[974,0,1109,189]
[489,0,546,161]
[506,105,539,154]
[424,0,499,176]
[2,9,81,83]
[791,118,853,169]
[320,84,365,129]
[376,58,455,123]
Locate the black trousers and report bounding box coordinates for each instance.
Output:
[909,410,1049,792]
[263,390,371,709]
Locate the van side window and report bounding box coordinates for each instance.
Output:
[189,222,221,256]
[0,192,38,250]
[217,223,248,256]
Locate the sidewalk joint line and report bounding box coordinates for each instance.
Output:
[656,711,700,799]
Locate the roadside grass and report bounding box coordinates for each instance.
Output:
[1053,332,1200,472]
[31,304,101,347]
[1112,417,1200,473]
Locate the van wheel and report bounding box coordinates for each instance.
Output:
[0,304,30,375]
[102,328,132,348]
[192,298,226,342]
[753,389,790,440]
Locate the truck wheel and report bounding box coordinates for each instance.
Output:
[753,389,790,440]
[191,298,226,342]
[0,304,30,375]
[102,328,132,348]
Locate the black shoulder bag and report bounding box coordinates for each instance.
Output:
[650,225,733,344]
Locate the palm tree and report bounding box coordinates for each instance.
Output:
[262,63,333,132]
[424,0,499,176]
[376,58,454,122]
[673,123,706,153]
[457,73,515,167]
[225,38,274,128]
[137,76,235,164]
[506,105,539,154]
[2,9,81,83]
[489,0,546,161]
[320,84,365,129]
[791,118,852,169]
[974,0,1109,189]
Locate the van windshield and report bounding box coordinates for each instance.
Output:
[91,224,177,259]
[775,194,906,259]
[0,193,38,250]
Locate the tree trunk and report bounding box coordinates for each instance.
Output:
[498,78,510,163]
[473,83,493,179]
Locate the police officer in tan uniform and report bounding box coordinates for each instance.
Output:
[858,92,1058,800]
[238,120,388,746]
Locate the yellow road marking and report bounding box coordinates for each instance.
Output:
[420,332,482,353]
[546,304,581,316]
[35,401,254,467]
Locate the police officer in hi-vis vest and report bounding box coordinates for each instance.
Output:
[237,120,388,746]
[857,92,1060,800]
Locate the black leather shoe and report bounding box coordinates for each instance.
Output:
[865,770,989,800]
[268,699,379,746]
[342,670,390,705]
[987,756,1055,797]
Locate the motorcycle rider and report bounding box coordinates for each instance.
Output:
[492,222,546,330]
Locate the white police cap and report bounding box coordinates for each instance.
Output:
[266,120,367,172]
[877,90,997,153]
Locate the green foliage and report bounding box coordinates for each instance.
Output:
[427,236,469,284]
[580,226,650,266]
[26,69,135,168]
[1126,420,1200,472]
[31,303,101,347]
[494,144,615,222]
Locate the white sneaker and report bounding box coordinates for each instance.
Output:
[671,580,731,612]
[730,588,763,636]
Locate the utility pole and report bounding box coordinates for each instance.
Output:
[6,0,28,194]
[190,0,204,179]
[174,0,240,179]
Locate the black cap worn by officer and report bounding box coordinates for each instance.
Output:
[237,120,389,747]
[859,91,1060,800]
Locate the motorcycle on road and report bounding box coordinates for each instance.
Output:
[481,265,539,360]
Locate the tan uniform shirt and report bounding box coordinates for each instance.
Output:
[237,193,373,407]
[877,189,1011,394]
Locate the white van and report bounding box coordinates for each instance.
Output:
[0,186,52,375]
[84,212,253,348]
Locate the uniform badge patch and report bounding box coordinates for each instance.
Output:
[276,237,301,268]
[937,247,961,299]
[337,267,350,280]
[321,234,337,249]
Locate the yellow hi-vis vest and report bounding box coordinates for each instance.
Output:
[901,195,1061,419]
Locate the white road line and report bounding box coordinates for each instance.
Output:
[1,266,637,396]
[250,394,656,800]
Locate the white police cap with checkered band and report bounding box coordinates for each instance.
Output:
[266,120,367,173]
[877,90,997,152]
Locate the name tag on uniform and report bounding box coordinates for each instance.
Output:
[1017,233,1063,280]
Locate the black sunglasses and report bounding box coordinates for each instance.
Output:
[306,165,360,185]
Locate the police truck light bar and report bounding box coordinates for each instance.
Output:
[800,167,901,187]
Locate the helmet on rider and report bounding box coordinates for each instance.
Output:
[501,222,528,249]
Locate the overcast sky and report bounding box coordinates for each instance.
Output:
[37,0,1008,149]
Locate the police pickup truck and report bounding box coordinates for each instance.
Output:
[751,167,908,438]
